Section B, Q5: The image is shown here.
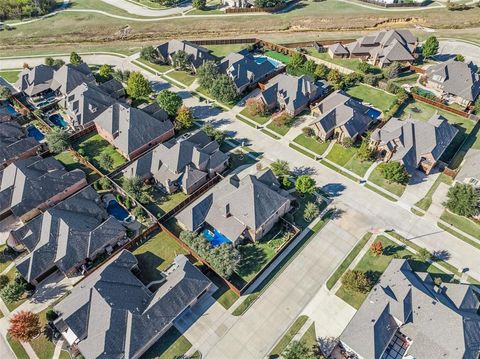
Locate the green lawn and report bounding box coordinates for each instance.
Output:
[135,58,172,73]
[326,143,373,177]
[289,143,316,159]
[240,108,271,125]
[306,49,366,73]
[299,323,318,353]
[414,173,452,211]
[210,274,239,309]
[143,186,188,218]
[440,210,480,243]
[346,84,396,113]
[54,150,100,183]
[266,121,291,136]
[269,315,308,357]
[326,232,372,290]
[132,230,189,284]
[391,73,419,86]
[7,335,29,359]
[195,85,234,109]
[168,71,196,86]
[141,327,192,359]
[264,50,292,64]
[73,133,126,174]
[293,134,330,156]
[0,70,20,83]
[204,43,250,58]
[368,166,406,197]
[29,307,56,359]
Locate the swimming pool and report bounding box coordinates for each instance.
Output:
[202,228,232,247]
[366,108,382,119]
[49,113,69,128]
[26,125,45,141]
[107,200,131,222]
[1,103,19,117]
[253,55,282,68]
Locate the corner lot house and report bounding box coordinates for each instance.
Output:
[176,168,292,245]
[340,259,480,359]
[456,150,480,187]
[309,90,376,141]
[424,60,480,107]
[0,121,41,169]
[257,74,329,116]
[94,102,174,160]
[370,114,458,174]
[8,187,126,285]
[0,156,87,223]
[156,39,216,72]
[328,29,417,68]
[123,130,229,195]
[218,50,279,94]
[15,64,55,97]
[54,250,212,359]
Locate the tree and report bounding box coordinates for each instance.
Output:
[46,127,69,154]
[192,0,206,9]
[0,275,9,289]
[245,97,266,117]
[302,127,315,137]
[123,176,144,200]
[357,135,375,162]
[0,85,11,100]
[175,105,193,130]
[304,202,320,222]
[70,51,82,65]
[98,64,114,80]
[210,74,237,104]
[254,0,286,7]
[416,248,432,262]
[98,177,111,190]
[370,241,383,256]
[8,311,41,342]
[474,97,480,115]
[202,123,225,143]
[140,46,158,63]
[290,52,306,70]
[156,90,183,118]
[422,36,439,58]
[295,175,316,195]
[358,61,373,74]
[342,270,373,293]
[341,137,354,148]
[45,309,58,322]
[283,341,316,359]
[171,50,191,71]
[327,69,342,86]
[383,61,403,79]
[133,206,146,221]
[455,54,465,62]
[126,72,151,99]
[44,57,54,66]
[197,61,219,90]
[270,160,290,178]
[379,161,410,184]
[0,281,26,304]
[98,152,114,171]
[444,183,479,217]
[53,59,65,68]
[314,64,330,79]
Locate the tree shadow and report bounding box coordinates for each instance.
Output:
[236,244,268,280]
[432,249,450,261]
[321,183,346,197]
[382,244,406,257]
[292,165,317,176]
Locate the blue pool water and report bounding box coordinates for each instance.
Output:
[2,103,19,116]
[367,108,382,119]
[49,113,69,128]
[107,200,130,221]
[254,55,282,68]
[202,228,232,247]
[26,125,44,141]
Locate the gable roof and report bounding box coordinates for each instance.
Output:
[0,156,86,218]
[15,65,55,96]
[12,187,126,283]
[94,103,174,157]
[54,250,211,359]
[340,259,480,359]
[0,121,39,166]
[371,114,458,171]
[456,149,480,185]
[426,60,480,102]
[328,43,349,55]
[156,39,216,69]
[310,90,374,137]
[51,63,96,96]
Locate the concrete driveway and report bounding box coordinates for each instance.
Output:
[436,40,480,65]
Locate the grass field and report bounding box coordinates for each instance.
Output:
[346,84,396,112]
[0,70,21,83]
[292,134,330,155]
[269,315,308,357]
[29,307,56,359]
[326,143,373,177]
[136,58,172,73]
[306,49,364,72]
[141,327,192,359]
[266,121,291,136]
[440,210,480,243]
[73,133,126,173]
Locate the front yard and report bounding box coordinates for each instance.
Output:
[239,108,271,125]
[326,143,373,177]
[367,165,406,197]
[414,173,452,211]
[29,306,56,359]
[440,210,480,242]
[73,133,126,174]
[141,327,192,359]
[168,71,196,87]
[292,134,330,156]
[135,58,172,73]
[0,70,20,83]
[346,84,396,113]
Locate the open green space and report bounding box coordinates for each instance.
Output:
[54,150,100,183]
[204,43,250,58]
[269,315,308,358]
[326,232,372,290]
[132,230,189,284]
[346,84,396,113]
[414,173,452,211]
[326,143,373,177]
[293,134,330,156]
[135,59,172,73]
[240,108,271,125]
[264,50,292,64]
[440,210,480,245]
[73,133,126,174]
[168,71,196,86]
[141,327,192,359]
[367,165,406,197]
[0,70,21,83]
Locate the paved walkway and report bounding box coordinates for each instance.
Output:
[100,0,192,16]
[362,160,380,181]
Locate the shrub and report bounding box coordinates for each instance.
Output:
[379,161,410,185]
[1,281,26,304]
[271,112,291,127]
[295,175,316,195]
[70,52,82,65]
[201,123,225,143]
[341,137,354,148]
[123,176,144,200]
[370,241,383,256]
[0,275,9,289]
[8,311,41,342]
[304,202,320,222]
[45,127,69,154]
[98,177,111,190]
[45,309,58,322]
[98,152,114,171]
[245,97,266,117]
[444,183,479,218]
[271,160,290,177]
[341,270,373,293]
[140,46,159,63]
[302,127,315,137]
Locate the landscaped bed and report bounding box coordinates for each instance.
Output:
[73,133,126,173]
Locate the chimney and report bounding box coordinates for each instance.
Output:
[230,175,240,188]
[225,203,231,218]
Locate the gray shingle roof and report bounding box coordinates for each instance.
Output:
[54,250,211,359]
[12,187,126,283]
[15,65,55,97]
[0,121,39,166]
[426,60,480,102]
[456,149,480,185]
[51,63,96,96]
[94,103,174,157]
[371,114,458,172]
[156,39,216,70]
[0,156,86,218]
[340,259,480,359]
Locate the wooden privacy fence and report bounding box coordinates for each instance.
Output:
[411,93,470,118]
[410,65,426,74]
[190,38,257,46]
